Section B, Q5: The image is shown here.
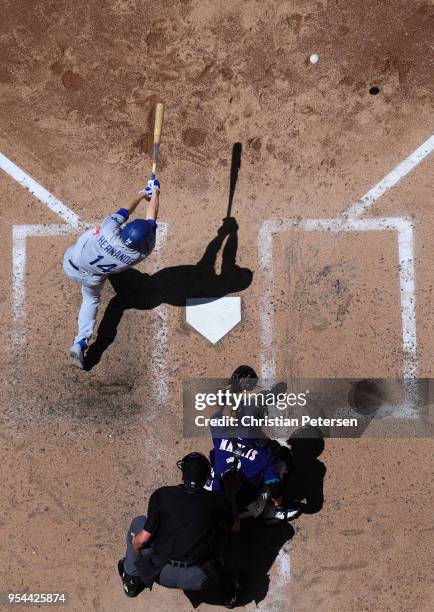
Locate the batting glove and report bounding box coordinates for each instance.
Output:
[147,178,160,193]
[138,186,152,201]
[139,178,160,201]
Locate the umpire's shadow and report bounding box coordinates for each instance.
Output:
[85,216,252,369]
[185,519,294,608]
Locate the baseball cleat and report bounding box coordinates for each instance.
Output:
[284,507,300,520]
[69,339,87,369]
[117,558,145,598]
[274,506,300,521]
[265,504,301,524]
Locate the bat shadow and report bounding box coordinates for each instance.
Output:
[85,216,253,370]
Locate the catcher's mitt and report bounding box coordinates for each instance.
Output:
[229,365,258,393]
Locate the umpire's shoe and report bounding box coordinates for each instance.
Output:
[117,559,145,598]
[222,577,242,609]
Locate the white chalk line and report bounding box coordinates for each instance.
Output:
[0,152,80,226]
[11,224,80,345]
[260,134,433,607]
[258,544,292,611]
[344,133,434,220]
[151,223,169,404]
[0,152,84,346]
[260,217,419,411]
[259,132,434,413]
[1,150,171,403]
[5,134,429,608]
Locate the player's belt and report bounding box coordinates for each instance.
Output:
[68,259,80,271]
[167,559,197,568]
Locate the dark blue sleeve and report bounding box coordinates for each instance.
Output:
[210,409,230,440]
[212,436,222,449]
[116,208,129,221]
[263,454,281,485]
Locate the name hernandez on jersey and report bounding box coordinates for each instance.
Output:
[69,209,157,277]
[96,233,136,266]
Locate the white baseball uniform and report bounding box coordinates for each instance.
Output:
[63,208,157,344]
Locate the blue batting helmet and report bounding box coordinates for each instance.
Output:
[121,219,155,249]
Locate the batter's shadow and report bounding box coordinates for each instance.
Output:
[85,217,253,370]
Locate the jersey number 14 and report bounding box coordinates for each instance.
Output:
[89,255,118,272]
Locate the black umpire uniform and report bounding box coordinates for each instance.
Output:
[118,452,241,606]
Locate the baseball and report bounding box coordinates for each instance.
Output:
[310,53,319,64]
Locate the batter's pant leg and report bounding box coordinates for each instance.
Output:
[124,516,152,577]
[74,281,105,344]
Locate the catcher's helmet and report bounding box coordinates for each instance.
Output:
[288,426,325,458]
[229,365,258,393]
[176,452,211,493]
[121,219,155,249]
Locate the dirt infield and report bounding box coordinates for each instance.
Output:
[0,1,433,611]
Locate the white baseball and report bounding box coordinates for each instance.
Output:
[309,53,319,64]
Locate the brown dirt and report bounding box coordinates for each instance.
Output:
[0,1,433,611]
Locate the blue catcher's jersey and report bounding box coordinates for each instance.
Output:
[68,208,156,278]
[211,436,281,509]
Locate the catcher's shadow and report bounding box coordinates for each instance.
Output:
[85,217,252,370]
[185,519,294,608]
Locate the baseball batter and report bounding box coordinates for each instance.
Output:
[63,177,160,369]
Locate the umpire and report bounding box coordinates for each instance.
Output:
[118,452,242,607]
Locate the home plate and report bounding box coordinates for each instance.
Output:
[186,297,241,344]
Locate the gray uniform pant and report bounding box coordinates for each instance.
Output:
[63,248,106,344]
[124,516,211,591]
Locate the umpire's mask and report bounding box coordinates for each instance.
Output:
[176,452,211,493]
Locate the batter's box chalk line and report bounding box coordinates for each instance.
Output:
[259,133,434,416]
[2,131,433,410]
[0,150,169,404]
[2,134,432,609]
[0,152,83,345]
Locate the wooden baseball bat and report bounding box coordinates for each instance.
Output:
[151,102,164,178]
